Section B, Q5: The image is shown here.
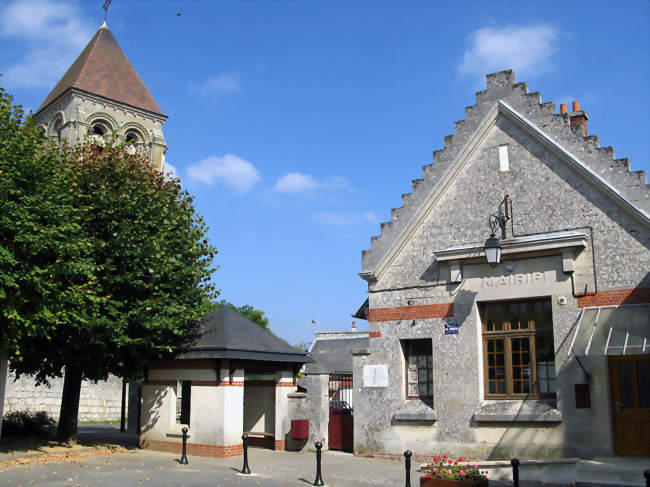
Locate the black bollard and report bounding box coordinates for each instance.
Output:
[241,433,251,474]
[179,427,189,465]
[313,441,324,486]
[644,469,649,487]
[511,458,520,487]
[404,450,412,487]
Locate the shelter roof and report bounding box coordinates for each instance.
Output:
[36,23,164,116]
[305,333,369,374]
[177,307,311,364]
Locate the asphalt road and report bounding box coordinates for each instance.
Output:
[1,447,416,486]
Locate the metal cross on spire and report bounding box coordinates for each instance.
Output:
[102,0,112,23]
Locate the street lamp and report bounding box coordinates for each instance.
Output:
[484,234,502,266]
[484,195,510,266]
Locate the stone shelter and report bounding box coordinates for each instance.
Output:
[352,70,649,460]
[139,307,311,457]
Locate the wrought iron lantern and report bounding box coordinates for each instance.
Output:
[484,195,510,266]
[484,235,502,265]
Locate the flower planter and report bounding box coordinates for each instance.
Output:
[420,478,489,487]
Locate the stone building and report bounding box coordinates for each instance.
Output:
[2,22,167,427]
[139,307,311,457]
[352,70,649,460]
[33,22,168,170]
[287,327,369,452]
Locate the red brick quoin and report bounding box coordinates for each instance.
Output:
[369,331,381,338]
[140,440,243,458]
[274,440,286,451]
[577,288,650,308]
[368,303,453,322]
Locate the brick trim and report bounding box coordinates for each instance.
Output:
[368,303,453,322]
[276,382,297,388]
[274,440,286,451]
[218,380,244,386]
[140,439,243,457]
[369,331,381,338]
[577,288,650,308]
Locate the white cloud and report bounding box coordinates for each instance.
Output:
[164,161,179,181]
[274,172,319,193]
[273,173,350,194]
[313,211,379,226]
[189,73,240,97]
[459,25,558,79]
[0,0,94,88]
[186,154,260,192]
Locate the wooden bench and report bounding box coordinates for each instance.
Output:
[244,431,275,449]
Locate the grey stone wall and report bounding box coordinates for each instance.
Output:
[4,372,125,422]
[353,70,649,460]
[286,375,329,451]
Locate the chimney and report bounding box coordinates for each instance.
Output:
[566,100,588,136]
[351,321,356,330]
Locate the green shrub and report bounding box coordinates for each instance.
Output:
[2,410,57,437]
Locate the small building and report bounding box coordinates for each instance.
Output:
[293,327,369,452]
[139,307,311,457]
[352,70,649,460]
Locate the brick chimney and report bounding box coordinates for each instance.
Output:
[351,321,356,330]
[566,100,588,136]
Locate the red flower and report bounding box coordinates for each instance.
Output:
[458,458,464,462]
[443,455,448,460]
[426,473,433,478]
[448,460,453,464]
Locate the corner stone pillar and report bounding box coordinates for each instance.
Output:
[274,370,297,451]
[214,361,244,456]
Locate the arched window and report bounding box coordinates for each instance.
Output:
[88,120,111,137]
[125,130,141,145]
[51,117,63,143]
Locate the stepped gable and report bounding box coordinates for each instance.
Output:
[36,23,164,116]
[361,69,649,276]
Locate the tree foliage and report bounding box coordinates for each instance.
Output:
[216,299,270,331]
[1,89,218,439]
[0,86,92,368]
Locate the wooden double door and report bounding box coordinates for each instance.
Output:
[609,355,650,457]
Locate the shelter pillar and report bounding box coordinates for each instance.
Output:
[274,370,297,451]
[214,360,244,456]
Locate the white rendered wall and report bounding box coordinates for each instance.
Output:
[243,385,275,433]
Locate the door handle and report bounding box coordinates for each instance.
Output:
[615,401,623,413]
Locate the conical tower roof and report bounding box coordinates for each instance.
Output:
[36,23,164,116]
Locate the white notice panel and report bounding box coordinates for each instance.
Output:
[363,364,388,388]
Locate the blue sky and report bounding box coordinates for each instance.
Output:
[1,0,648,346]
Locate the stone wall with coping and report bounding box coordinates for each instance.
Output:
[353,70,649,460]
[286,374,329,451]
[4,372,125,422]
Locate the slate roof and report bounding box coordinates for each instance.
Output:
[305,335,369,374]
[36,23,164,116]
[176,307,311,364]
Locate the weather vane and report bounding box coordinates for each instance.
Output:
[102,0,112,23]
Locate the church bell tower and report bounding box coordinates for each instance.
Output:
[33,22,168,171]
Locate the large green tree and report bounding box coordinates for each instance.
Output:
[0,86,95,384]
[8,134,217,440]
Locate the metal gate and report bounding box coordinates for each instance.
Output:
[328,374,353,451]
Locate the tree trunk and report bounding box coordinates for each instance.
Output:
[56,366,83,442]
[0,352,8,440]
